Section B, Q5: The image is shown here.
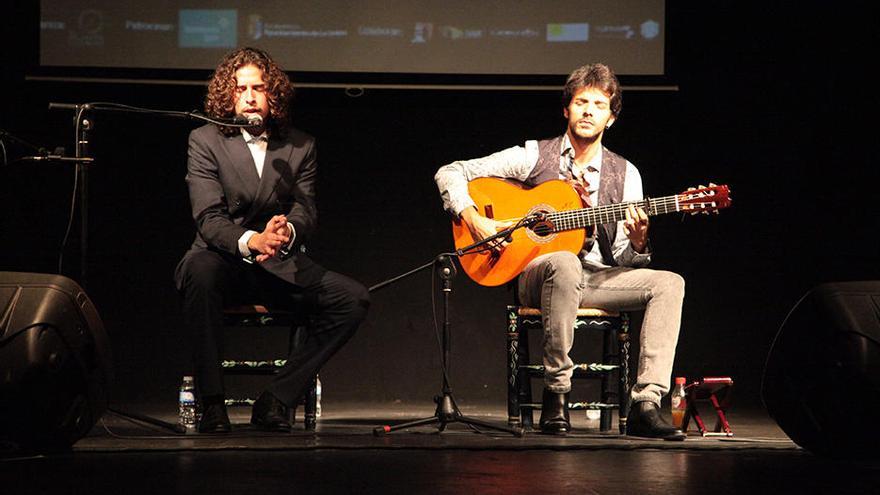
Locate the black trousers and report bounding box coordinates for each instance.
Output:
[176,249,369,407]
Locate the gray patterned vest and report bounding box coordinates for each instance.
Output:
[525,135,628,265]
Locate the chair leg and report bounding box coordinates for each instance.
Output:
[289,323,318,431]
[517,315,534,429]
[600,324,614,432]
[303,375,317,431]
[507,307,521,426]
[618,314,631,434]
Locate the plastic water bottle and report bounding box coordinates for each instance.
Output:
[178,376,197,430]
[671,376,687,429]
[585,408,601,430]
[315,376,322,417]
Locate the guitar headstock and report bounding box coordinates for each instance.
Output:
[678,184,731,214]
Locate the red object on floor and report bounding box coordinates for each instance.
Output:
[681,376,734,437]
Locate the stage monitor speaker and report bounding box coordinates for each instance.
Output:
[0,272,112,451]
[762,281,880,458]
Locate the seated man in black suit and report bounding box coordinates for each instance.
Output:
[175,47,369,433]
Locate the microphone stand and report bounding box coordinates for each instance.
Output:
[44,102,260,289]
[14,103,262,435]
[3,124,96,287]
[3,128,182,434]
[371,215,544,437]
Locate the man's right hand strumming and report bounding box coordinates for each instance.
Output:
[460,206,514,250]
[247,215,291,263]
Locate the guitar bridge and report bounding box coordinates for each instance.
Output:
[487,249,501,266]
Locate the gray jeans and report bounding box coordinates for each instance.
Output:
[518,251,685,405]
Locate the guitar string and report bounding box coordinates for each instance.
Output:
[542,195,721,231]
[548,196,679,224]
[548,206,719,230]
[549,203,687,230]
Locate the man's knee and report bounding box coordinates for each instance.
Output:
[519,251,583,306]
[328,275,370,319]
[349,282,370,315]
[655,271,685,299]
[541,251,583,283]
[177,251,231,292]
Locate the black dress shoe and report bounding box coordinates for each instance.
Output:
[198,403,231,433]
[626,400,686,441]
[539,389,571,435]
[251,391,292,432]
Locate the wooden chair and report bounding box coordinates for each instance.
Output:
[222,304,319,430]
[506,305,630,433]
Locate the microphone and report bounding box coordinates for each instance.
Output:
[232,113,263,127]
[48,102,91,111]
[523,211,547,226]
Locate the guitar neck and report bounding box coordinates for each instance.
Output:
[547,194,682,231]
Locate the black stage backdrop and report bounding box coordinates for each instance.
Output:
[1,4,876,409]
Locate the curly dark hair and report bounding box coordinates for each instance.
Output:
[204,47,293,136]
[561,63,622,118]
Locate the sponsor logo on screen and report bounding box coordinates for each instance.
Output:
[546,23,589,42]
[411,22,433,43]
[640,20,660,40]
[262,26,347,38]
[179,9,237,48]
[440,26,483,40]
[248,15,264,40]
[358,26,403,38]
[125,21,174,32]
[40,20,66,31]
[593,25,635,39]
[248,16,347,40]
[489,28,539,39]
[70,9,104,47]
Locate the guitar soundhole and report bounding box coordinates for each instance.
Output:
[532,221,553,237]
[525,205,557,244]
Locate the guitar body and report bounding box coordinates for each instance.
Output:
[451,178,731,287]
[453,178,587,287]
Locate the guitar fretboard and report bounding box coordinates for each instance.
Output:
[546,195,683,232]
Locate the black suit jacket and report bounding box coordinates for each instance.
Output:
[175,124,317,286]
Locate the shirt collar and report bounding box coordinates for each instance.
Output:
[241,129,269,143]
[561,134,602,172]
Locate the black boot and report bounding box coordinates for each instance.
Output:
[251,391,292,432]
[539,389,570,435]
[626,400,686,441]
[197,402,231,433]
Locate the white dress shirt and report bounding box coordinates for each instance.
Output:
[237,129,296,258]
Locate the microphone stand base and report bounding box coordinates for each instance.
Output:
[372,393,523,437]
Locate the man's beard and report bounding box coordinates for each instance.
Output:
[569,124,602,145]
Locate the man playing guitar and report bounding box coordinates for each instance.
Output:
[435,64,687,440]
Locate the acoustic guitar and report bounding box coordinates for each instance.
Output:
[451,178,731,286]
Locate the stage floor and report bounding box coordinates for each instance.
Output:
[3,402,878,494]
[77,401,797,452]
